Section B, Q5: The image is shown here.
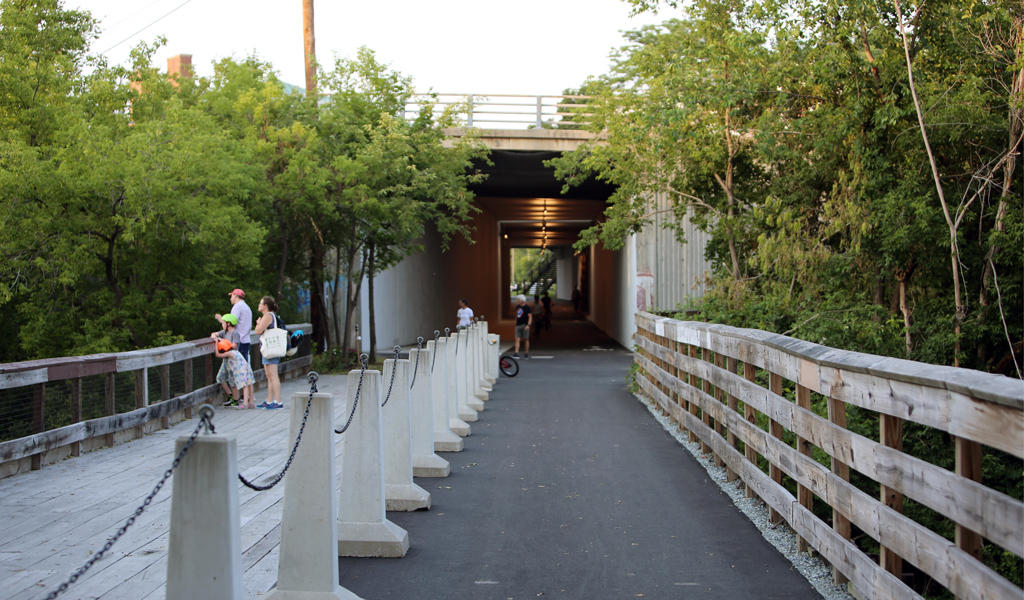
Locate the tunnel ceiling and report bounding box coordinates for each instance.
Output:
[470,149,614,248]
[469,150,616,200]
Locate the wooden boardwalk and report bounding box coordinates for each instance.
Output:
[0,373,348,600]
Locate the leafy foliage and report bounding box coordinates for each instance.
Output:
[554,0,1022,375]
[0,1,488,363]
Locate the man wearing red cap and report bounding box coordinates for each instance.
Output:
[216,288,253,362]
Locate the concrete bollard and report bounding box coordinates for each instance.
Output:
[488,333,500,382]
[469,323,489,401]
[481,321,497,385]
[440,336,471,437]
[450,331,477,419]
[166,434,243,600]
[381,359,430,511]
[337,369,409,557]
[409,348,451,475]
[449,332,478,423]
[427,339,465,449]
[268,392,362,600]
[464,327,487,405]
[475,321,491,393]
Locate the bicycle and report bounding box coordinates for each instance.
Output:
[499,354,519,377]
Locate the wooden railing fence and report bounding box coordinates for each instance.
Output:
[634,312,1023,600]
[0,325,312,479]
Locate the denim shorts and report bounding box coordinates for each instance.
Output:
[262,355,281,366]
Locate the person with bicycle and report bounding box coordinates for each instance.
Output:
[513,294,532,359]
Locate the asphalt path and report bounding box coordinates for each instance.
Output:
[337,311,821,600]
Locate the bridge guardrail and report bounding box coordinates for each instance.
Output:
[634,311,1022,600]
[405,93,593,129]
[0,325,312,479]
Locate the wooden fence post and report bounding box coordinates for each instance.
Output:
[699,348,712,455]
[795,384,813,552]
[880,414,904,579]
[955,436,983,564]
[768,372,785,525]
[677,340,690,435]
[105,373,115,447]
[827,396,851,585]
[725,357,739,482]
[688,344,701,446]
[671,340,683,432]
[712,348,729,468]
[184,358,194,419]
[31,383,46,470]
[71,378,82,457]
[657,334,669,417]
[743,363,759,500]
[160,364,171,429]
[134,368,148,439]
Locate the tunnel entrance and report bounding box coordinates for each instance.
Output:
[461,149,616,340]
[367,138,638,351]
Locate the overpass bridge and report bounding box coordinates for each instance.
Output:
[362,95,713,357]
[0,308,1020,600]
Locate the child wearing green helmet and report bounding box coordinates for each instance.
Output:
[211,313,255,408]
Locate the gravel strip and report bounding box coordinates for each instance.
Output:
[635,392,857,600]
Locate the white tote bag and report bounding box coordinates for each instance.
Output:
[260,314,288,359]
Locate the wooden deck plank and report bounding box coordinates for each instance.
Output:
[0,373,346,600]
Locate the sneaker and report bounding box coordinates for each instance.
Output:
[224,396,239,407]
[256,401,270,409]
[513,353,519,358]
[265,402,284,410]
[525,354,530,359]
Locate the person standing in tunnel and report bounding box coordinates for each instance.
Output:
[457,299,474,328]
[513,294,532,359]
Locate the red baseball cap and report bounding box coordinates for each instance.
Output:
[230,288,245,298]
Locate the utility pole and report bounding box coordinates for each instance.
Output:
[302,0,316,98]
[302,0,324,354]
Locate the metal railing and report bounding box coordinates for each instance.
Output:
[525,256,558,296]
[0,325,312,477]
[405,93,594,129]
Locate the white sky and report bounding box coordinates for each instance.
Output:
[69,0,673,95]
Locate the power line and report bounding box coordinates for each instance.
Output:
[102,0,166,32]
[100,0,196,55]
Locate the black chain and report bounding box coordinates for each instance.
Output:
[238,372,318,491]
[381,346,400,407]
[430,330,440,373]
[410,337,423,389]
[44,406,216,600]
[336,354,368,434]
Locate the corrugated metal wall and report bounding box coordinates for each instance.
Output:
[635,191,713,313]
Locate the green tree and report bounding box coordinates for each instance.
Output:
[199,55,324,313]
[0,2,266,359]
[316,48,489,363]
[547,9,776,281]
[554,0,1021,373]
